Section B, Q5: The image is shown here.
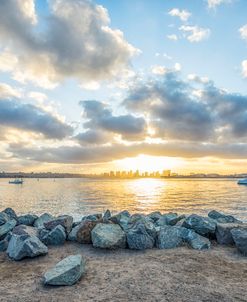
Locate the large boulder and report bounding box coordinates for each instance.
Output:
[91,223,126,249]
[184,230,211,250]
[82,214,102,222]
[102,209,111,222]
[216,223,241,245]
[208,210,241,223]
[39,225,66,246]
[0,219,16,240]
[68,224,81,241]
[147,211,162,223]
[76,220,98,244]
[12,225,38,237]
[0,233,11,252]
[182,214,216,237]
[44,215,73,235]
[156,226,186,249]
[43,254,85,286]
[231,228,247,256]
[34,213,53,229]
[0,212,10,226]
[156,213,185,227]
[3,208,18,220]
[126,222,155,250]
[7,234,48,260]
[109,211,130,230]
[17,214,38,226]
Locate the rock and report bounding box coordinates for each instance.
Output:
[17,214,38,226]
[110,211,130,230]
[68,224,81,241]
[102,209,111,222]
[7,234,48,260]
[12,225,38,238]
[156,226,186,249]
[127,222,155,250]
[0,233,11,252]
[182,214,216,237]
[0,219,17,240]
[208,210,240,223]
[129,214,146,225]
[39,225,66,246]
[76,220,98,244]
[231,228,247,256]
[3,208,18,220]
[156,213,185,227]
[91,223,126,249]
[216,223,242,245]
[82,214,102,221]
[184,230,211,250]
[0,212,10,226]
[44,215,73,235]
[34,213,53,229]
[147,211,162,223]
[43,254,85,286]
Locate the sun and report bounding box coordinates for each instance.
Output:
[114,154,183,173]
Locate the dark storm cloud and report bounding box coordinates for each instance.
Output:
[79,100,147,140]
[0,98,73,139]
[0,0,138,87]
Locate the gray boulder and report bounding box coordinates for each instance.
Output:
[156,213,185,227]
[7,234,48,260]
[0,212,10,226]
[182,214,216,237]
[12,225,38,238]
[156,226,186,249]
[216,223,241,245]
[82,214,101,221]
[231,228,247,256]
[39,225,66,246]
[208,210,240,223]
[68,224,81,241]
[110,211,130,230]
[44,215,73,235]
[18,214,38,226]
[3,208,18,220]
[0,219,17,240]
[102,209,111,222]
[91,223,126,249]
[147,211,162,223]
[127,222,155,250]
[34,213,53,229]
[44,254,85,286]
[0,233,11,252]
[184,230,211,250]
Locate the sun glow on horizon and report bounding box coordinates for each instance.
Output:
[114,154,184,173]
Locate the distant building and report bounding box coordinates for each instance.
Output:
[162,170,171,177]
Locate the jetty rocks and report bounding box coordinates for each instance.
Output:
[1,207,247,286]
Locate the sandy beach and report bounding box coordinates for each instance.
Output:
[0,242,247,302]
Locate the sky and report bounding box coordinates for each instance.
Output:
[0,0,247,174]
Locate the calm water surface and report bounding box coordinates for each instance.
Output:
[1,178,247,221]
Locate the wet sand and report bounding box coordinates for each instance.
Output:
[0,242,247,302]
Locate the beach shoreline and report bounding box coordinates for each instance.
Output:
[0,242,247,302]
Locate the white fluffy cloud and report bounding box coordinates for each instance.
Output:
[207,0,231,9]
[239,24,247,41]
[0,0,139,88]
[242,60,247,78]
[179,25,210,42]
[168,8,191,22]
[167,34,178,41]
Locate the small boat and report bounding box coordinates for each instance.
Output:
[9,178,23,184]
[237,178,247,185]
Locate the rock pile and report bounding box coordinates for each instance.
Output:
[0,207,247,286]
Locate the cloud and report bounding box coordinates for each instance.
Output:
[187,74,209,84]
[179,25,210,42]
[167,34,178,41]
[239,24,247,41]
[0,83,22,98]
[242,60,247,78]
[0,98,73,139]
[75,130,111,145]
[80,100,147,140]
[0,0,139,88]
[207,0,231,9]
[168,8,191,22]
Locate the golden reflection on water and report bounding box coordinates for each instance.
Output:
[1,178,247,220]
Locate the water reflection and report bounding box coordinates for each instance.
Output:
[0,178,247,221]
